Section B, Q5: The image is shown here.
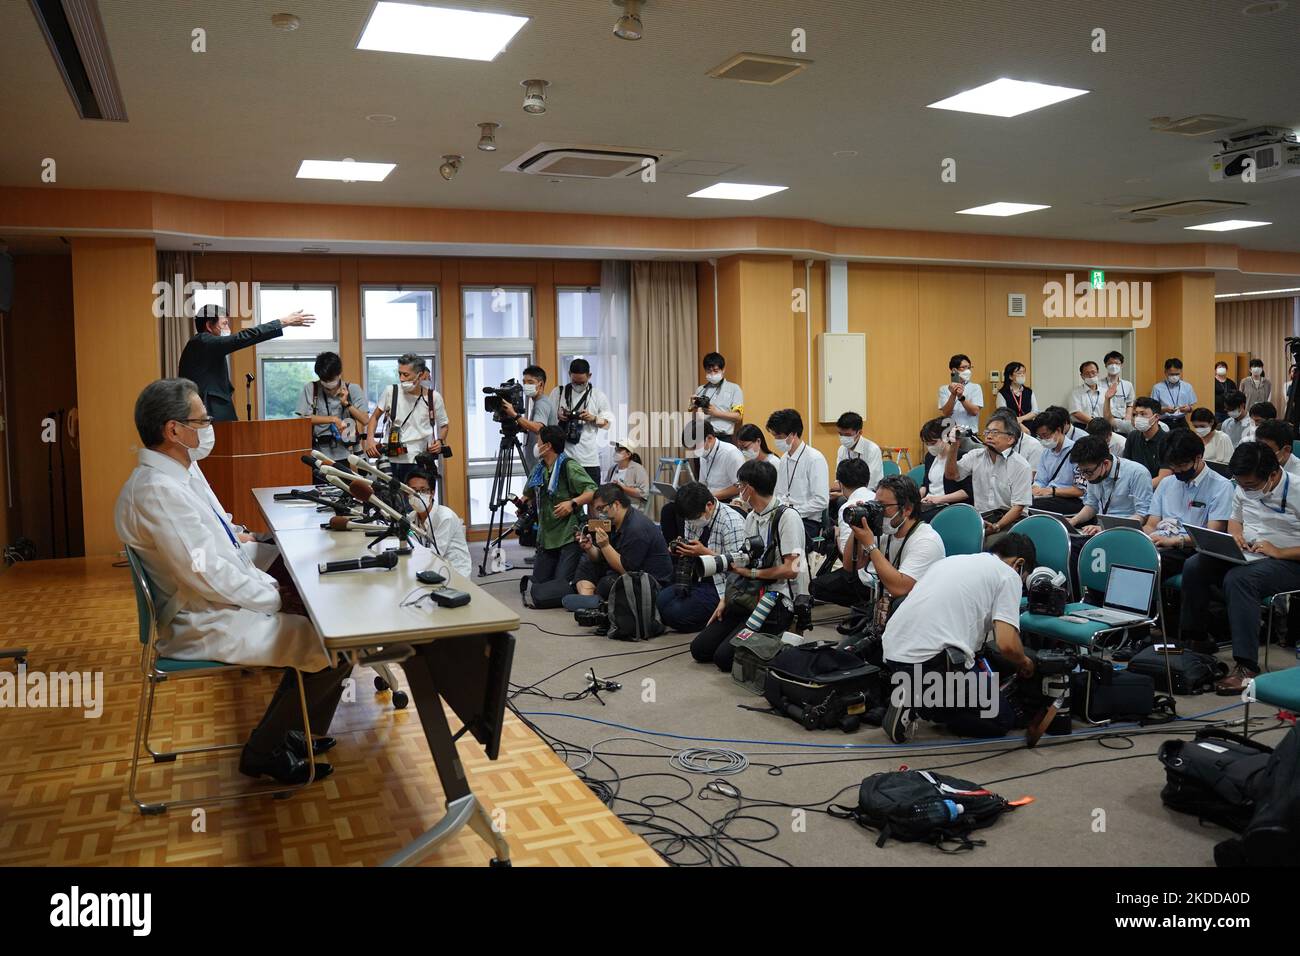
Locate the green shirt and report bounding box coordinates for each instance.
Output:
[534,457,598,550]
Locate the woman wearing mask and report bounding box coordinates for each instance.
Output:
[1240,358,1272,412]
[917,417,971,520]
[734,424,776,463]
[1189,407,1235,465]
[404,467,472,576]
[296,351,368,468]
[1212,361,1236,423]
[995,361,1038,432]
[605,439,650,511]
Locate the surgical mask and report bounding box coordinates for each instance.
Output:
[570,378,589,389]
[1173,467,1197,484]
[1133,416,1153,432]
[1193,426,1211,437]
[534,444,544,458]
[887,507,906,531]
[1106,364,1122,376]
[1241,486,1268,501]
[1084,376,1098,387]
[740,447,758,461]
[1013,375,1025,386]
[1231,409,1245,420]
[1215,368,1228,377]
[706,372,723,385]
[186,424,215,462]
[958,369,972,383]
[218,328,231,338]
[408,492,429,512]
[773,437,791,454]
[839,435,856,449]
[401,380,418,393]
[1251,368,1263,378]
[925,442,943,456]
[523,383,538,397]
[1167,374,1181,384]
[321,378,340,390]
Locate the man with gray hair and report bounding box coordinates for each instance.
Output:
[365,352,450,483]
[115,378,351,785]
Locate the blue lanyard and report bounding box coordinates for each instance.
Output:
[210,505,240,548]
[1264,473,1291,514]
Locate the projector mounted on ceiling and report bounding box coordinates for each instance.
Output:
[502,143,683,179]
[1210,127,1300,183]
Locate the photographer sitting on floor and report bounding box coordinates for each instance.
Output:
[658,481,749,632]
[690,459,808,672]
[564,484,673,610]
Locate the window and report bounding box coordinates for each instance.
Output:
[362,286,439,406]
[556,286,600,382]
[463,287,534,526]
[255,285,339,419]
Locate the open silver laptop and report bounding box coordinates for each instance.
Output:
[1073,564,1157,625]
[1184,524,1265,565]
[1097,514,1143,531]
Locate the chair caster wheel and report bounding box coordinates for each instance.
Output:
[392,690,409,709]
[374,676,389,692]
[489,857,512,867]
[140,804,166,816]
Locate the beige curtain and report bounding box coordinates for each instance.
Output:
[629,262,698,517]
[1215,296,1297,385]
[158,250,195,378]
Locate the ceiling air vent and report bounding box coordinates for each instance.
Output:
[707,52,811,85]
[29,0,127,121]
[1007,293,1027,318]
[503,143,682,179]
[1127,199,1249,218]
[1150,115,1246,136]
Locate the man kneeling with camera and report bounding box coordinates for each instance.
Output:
[658,481,750,632]
[691,459,809,671]
[567,483,673,611]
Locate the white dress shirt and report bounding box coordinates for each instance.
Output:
[1233,472,1300,549]
[774,440,830,519]
[953,447,1033,514]
[550,383,613,467]
[409,496,472,576]
[115,449,329,671]
[938,381,984,432]
[696,438,745,495]
[837,435,885,491]
[377,385,450,464]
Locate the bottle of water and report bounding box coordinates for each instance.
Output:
[912,799,963,828]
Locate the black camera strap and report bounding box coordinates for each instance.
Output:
[562,383,592,416]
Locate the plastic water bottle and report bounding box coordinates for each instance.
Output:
[912,799,963,828]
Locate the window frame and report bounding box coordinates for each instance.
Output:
[360,285,441,400]
[555,285,601,382]
[253,284,340,419]
[461,285,534,354]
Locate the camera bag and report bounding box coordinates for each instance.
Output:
[605,571,665,642]
[730,629,787,695]
[1158,727,1274,833]
[828,769,1016,851]
[1127,646,1228,695]
[1070,666,1172,722]
[1214,725,1300,866]
[758,641,882,731]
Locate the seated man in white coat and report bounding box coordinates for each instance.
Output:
[115,378,351,785]
[404,466,472,577]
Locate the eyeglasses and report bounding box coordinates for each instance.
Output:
[982,428,1011,438]
[179,417,216,427]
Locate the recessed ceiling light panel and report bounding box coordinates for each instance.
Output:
[688,183,788,201]
[1184,220,1271,232]
[296,159,395,181]
[955,202,1050,217]
[928,78,1088,117]
[356,2,529,61]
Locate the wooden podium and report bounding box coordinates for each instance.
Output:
[200,419,313,534]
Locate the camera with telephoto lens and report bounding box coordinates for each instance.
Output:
[842,501,885,538]
[669,538,699,589]
[574,604,610,634]
[694,534,766,578]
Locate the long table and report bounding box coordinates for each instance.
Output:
[255,485,520,867]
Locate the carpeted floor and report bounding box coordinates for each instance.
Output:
[478,540,1298,867]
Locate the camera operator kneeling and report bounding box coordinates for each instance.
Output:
[566,484,673,608]
[658,481,749,632]
[691,459,809,671]
[880,535,1048,745]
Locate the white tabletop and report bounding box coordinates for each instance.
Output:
[254,485,349,532]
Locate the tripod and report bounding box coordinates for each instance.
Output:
[478,428,526,576]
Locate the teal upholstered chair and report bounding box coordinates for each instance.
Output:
[1243,668,1300,739]
[1014,515,1073,584]
[930,503,983,556]
[881,460,901,478]
[907,465,926,487]
[124,547,316,815]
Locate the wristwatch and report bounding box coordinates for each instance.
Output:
[864,543,879,557]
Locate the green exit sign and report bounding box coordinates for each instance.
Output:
[1090,270,1105,288]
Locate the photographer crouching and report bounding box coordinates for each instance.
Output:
[690,459,809,671]
[658,481,749,632]
[563,484,673,612]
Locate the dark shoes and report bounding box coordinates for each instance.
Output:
[1214,664,1258,696]
[1185,637,1220,656]
[285,730,336,759]
[238,747,333,784]
[882,700,916,744]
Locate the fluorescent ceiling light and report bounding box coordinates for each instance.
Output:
[357,2,529,61]
[688,183,788,201]
[928,77,1088,117]
[955,202,1050,217]
[296,160,395,182]
[1184,220,1271,232]
[1216,287,1300,298]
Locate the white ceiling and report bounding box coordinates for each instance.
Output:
[2,0,1299,275]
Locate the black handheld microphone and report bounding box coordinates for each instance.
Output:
[317,550,400,574]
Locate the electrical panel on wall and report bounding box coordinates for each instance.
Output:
[818,332,865,422]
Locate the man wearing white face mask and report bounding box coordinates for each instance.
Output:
[499,364,556,476]
[688,352,744,441]
[765,408,830,547]
[1222,390,1251,446]
[116,378,350,785]
[296,351,368,467]
[178,304,315,421]
[1102,350,1136,435]
[939,353,984,433]
[1240,359,1271,412]
[661,421,744,542]
[1123,397,1173,485]
[1152,357,1197,428]
[1069,361,1106,427]
[404,467,472,576]
[833,411,883,494]
[551,358,613,485]
[365,353,449,484]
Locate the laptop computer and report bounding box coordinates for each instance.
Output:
[1206,460,1232,478]
[1184,524,1265,565]
[1073,564,1157,625]
[653,482,678,502]
[1097,514,1143,531]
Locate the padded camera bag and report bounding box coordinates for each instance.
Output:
[760,642,881,731]
[1158,727,1273,832]
[1127,646,1228,695]
[1070,666,1168,722]
[730,629,787,695]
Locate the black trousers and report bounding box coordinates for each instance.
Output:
[691,600,794,672]
[529,542,580,608]
[584,466,602,486]
[811,566,873,609]
[884,653,1017,739]
[245,659,354,756]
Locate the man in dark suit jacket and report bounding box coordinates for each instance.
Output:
[178,305,314,420]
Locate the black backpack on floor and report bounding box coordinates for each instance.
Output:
[1158,727,1274,832]
[1127,647,1228,695]
[606,571,665,641]
[1215,725,1300,866]
[759,642,881,733]
[829,769,1017,851]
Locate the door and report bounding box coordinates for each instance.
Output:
[1030,329,1133,412]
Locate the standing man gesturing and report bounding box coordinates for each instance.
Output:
[179,305,315,421]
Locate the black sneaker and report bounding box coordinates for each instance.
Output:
[882,700,916,744]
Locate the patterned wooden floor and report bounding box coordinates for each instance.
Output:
[0,557,663,867]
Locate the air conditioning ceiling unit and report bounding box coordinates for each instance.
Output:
[502,143,683,179]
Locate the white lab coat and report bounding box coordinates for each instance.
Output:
[187,461,279,572]
[115,449,330,671]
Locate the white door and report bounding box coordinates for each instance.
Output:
[1030,329,1133,413]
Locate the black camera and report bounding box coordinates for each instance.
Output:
[575,605,610,635]
[842,501,885,537]
[512,496,538,547]
[1026,567,1068,617]
[690,394,711,412]
[483,380,525,434]
[695,534,766,578]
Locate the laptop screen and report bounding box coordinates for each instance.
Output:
[1104,565,1155,614]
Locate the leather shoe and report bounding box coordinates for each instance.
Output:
[285,730,336,759]
[238,747,333,784]
[1214,665,1258,696]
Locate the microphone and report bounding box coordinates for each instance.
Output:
[317,551,400,574]
[310,449,333,465]
[322,473,358,499]
[347,454,417,496]
[245,373,255,384]
[323,516,388,532]
[347,478,406,523]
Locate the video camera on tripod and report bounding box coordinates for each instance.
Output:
[483,379,526,436]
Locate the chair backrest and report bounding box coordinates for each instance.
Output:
[930,503,984,556]
[881,460,901,478]
[1014,515,1072,582]
[124,547,157,647]
[1077,528,1160,608]
[1293,440,1300,458]
[907,464,926,486]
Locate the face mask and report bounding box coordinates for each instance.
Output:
[183,423,215,462]
[887,507,906,532]
[1241,487,1267,501]
[1173,467,1197,484]
[218,328,231,338]
[839,435,856,448]
[1215,368,1227,377]
[1013,375,1025,386]
[1133,416,1152,432]
[958,369,972,383]
[408,492,429,512]
[534,444,544,459]
[1167,374,1181,384]
[523,383,538,397]
[741,447,758,461]
[1106,364,1121,376]
[1084,376,1098,387]
[773,437,791,454]
[401,380,418,393]
[706,372,723,385]
[570,378,588,389]
[321,378,340,390]
[1252,368,1263,378]
[925,442,943,456]
[1231,409,1245,420]
[1193,426,1211,437]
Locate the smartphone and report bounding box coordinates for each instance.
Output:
[950,371,962,384]
[587,518,612,534]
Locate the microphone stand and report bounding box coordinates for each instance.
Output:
[45,408,56,558]
[245,373,255,421]
[57,408,70,557]
[366,514,414,556]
